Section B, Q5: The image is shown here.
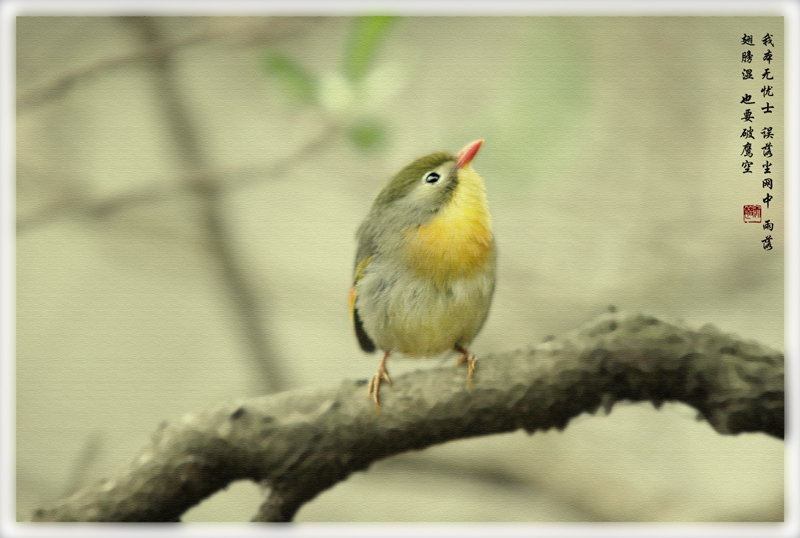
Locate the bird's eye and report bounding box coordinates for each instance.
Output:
[424,172,440,184]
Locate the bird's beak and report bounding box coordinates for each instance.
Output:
[455,139,484,169]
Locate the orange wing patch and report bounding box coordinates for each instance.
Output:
[350,256,376,352]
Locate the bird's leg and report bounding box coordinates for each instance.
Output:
[367,350,392,410]
[454,344,477,389]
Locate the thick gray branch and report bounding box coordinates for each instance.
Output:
[30,312,784,522]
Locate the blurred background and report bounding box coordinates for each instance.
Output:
[15,16,784,522]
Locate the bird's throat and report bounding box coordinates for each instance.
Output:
[402,166,494,281]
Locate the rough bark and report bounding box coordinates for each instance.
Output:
[29,312,784,522]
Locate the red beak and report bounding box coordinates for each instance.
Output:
[455,139,484,169]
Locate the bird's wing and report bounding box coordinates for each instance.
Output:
[350,254,376,352]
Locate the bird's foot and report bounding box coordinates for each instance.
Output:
[367,352,392,412]
[455,345,477,390]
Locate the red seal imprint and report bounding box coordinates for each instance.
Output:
[743,205,761,223]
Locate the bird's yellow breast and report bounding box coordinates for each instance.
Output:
[402,165,493,282]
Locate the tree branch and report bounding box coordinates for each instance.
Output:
[14,123,335,234]
[29,312,784,522]
[124,16,289,394]
[17,17,321,111]
[17,16,335,235]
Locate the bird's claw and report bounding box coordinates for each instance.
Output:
[455,346,477,391]
[367,360,392,412]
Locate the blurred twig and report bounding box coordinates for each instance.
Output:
[15,123,336,233]
[17,16,340,394]
[17,17,322,111]
[29,312,784,522]
[60,432,104,499]
[17,32,211,111]
[122,16,292,394]
[376,454,609,522]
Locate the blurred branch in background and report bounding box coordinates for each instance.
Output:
[16,15,402,395]
[16,16,327,396]
[17,16,398,231]
[374,453,612,522]
[16,17,322,111]
[58,432,104,499]
[28,312,784,522]
[120,16,290,394]
[15,128,335,233]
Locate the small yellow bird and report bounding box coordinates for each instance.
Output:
[349,139,496,409]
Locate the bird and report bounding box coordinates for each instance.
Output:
[349,139,496,410]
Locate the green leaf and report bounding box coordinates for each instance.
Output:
[345,16,398,83]
[262,52,317,103]
[349,119,387,150]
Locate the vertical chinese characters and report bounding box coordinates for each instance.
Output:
[740,32,778,251]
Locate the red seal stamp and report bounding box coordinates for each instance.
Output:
[743,205,761,223]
